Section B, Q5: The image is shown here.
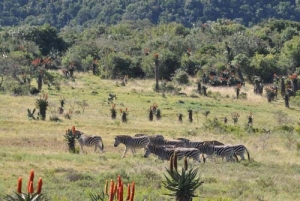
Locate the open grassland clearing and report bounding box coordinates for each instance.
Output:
[0,73,300,201]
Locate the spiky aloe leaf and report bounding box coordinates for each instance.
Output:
[5,192,45,201]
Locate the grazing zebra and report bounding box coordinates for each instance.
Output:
[144,145,180,161]
[73,131,104,153]
[162,139,185,147]
[134,134,165,145]
[134,134,184,147]
[230,144,250,161]
[144,145,201,162]
[175,147,201,162]
[197,143,237,162]
[114,135,150,158]
[177,137,224,148]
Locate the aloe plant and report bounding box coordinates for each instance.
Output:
[6,170,45,201]
[162,155,204,201]
[35,94,48,120]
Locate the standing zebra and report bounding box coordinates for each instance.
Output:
[73,131,104,154]
[163,139,185,147]
[230,144,250,161]
[197,143,237,162]
[144,145,180,161]
[144,145,201,162]
[114,135,150,158]
[134,134,165,145]
[177,137,224,148]
[134,134,184,147]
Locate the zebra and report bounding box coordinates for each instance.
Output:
[114,135,150,158]
[177,137,224,148]
[134,134,165,145]
[144,145,201,162]
[177,138,224,161]
[144,145,180,161]
[196,143,237,162]
[73,131,104,154]
[134,134,184,148]
[175,147,201,162]
[163,139,185,147]
[230,144,250,161]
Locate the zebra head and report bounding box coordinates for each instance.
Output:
[114,136,121,147]
[143,145,152,158]
[73,131,83,139]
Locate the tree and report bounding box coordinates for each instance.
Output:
[279,36,300,72]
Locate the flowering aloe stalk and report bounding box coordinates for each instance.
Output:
[6,170,44,201]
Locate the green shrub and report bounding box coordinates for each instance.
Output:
[172,69,189,85]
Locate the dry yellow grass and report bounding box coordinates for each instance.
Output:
[0,74,299,200]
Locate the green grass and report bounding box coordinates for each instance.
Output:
[0,72,300,201]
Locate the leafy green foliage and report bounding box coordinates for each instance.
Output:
[2,0,300,29]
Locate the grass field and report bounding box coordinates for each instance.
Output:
[0,72,300,201]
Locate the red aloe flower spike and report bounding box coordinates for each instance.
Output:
[17,177,22,194]
[37,177,43,194]
[129,182,135,201]
[28,181,34,194]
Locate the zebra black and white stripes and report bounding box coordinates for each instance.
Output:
[144,144,201,162]
[231,144,250,161]
[73,131,104,153]
[144,145,178,161]
[197,143,237,162]
[114,135,150,158]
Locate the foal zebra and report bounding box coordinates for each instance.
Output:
[114,135,150,158]
[73,131,104,153]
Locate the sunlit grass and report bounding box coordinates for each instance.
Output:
[0,73,299,200]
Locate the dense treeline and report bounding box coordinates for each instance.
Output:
[0,0,300,29]
[0,18,300,96]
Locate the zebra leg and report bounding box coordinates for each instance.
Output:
[121,147,129,158]
[130,147,135,155]
[95,143,104,153]
[80,145,85,154]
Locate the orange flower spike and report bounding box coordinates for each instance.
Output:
[109,180,114,201]
[28,181,34,194]
[105,180,109,195]
[17,177,22,194]
[113,182,118,198]
[27,169,34,192]
[72,126,76,134]
[37,177,43,194]
[129,182,135,201]
[126,184,131,201]
[29,169,34,182]
[119,182,123,201]
[117,175,120,187]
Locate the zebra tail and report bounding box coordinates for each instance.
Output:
[100,137,104,151]
[246,148,250,161]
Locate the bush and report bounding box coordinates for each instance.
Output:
[172,69,189,85]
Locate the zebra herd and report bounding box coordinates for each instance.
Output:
[72,130,250,163]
